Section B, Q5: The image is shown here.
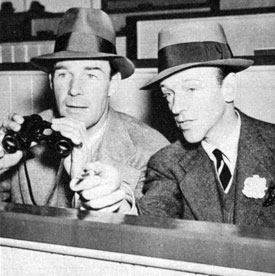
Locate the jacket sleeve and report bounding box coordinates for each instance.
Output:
[137,154,183,219]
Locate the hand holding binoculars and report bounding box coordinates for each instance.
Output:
[2,114,74,158]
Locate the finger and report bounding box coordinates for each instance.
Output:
[2,114,24,132]
[57,129,83,146]
[84,161,110,175]
[0,151,23,169]
[81,189,125,210]
[70,173,101,191]
[83,162,120,187]
[52,123,83,143]
[80,182,119,201]
[8,113,24,124]
[52,119,88,147]
[0,127,5,137]
[95,201,122,213]
[52,118,86,137]
[4,121,21,132]
[80,201,122,213]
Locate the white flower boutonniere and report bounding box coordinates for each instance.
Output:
[242,175,267,199]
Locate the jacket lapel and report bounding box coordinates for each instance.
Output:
[96,108,136,162]
[95,108,141,191]
[234,112,275,225]
[178,144,223,222]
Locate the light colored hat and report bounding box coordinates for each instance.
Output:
[141,21,253,89]
[31,8,134,79]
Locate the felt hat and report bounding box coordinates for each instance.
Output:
[141,21,253,89]
[31,8,134,79]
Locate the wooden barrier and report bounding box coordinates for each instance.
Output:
[0,203,274,276]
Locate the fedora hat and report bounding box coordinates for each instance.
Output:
[31,8,134,79]
[141,21,253,89]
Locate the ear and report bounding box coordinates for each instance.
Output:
[108,72,121,96]
[221,72,237,103]
[48,73,53,90]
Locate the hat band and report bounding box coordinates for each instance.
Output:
[54,32,117,54]
[158,41,233,72]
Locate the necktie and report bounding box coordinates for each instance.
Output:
[212,149,231,190]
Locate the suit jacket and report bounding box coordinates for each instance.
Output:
[138,111,275,228]
[3,108,168,207]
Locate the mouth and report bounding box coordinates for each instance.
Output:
[65,97,89,108]
[177,119,194,129]
[65,105,89,113]
[66,105,88,108]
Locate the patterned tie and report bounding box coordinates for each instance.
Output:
[212,149,231,190]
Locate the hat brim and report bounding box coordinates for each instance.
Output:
[31,51,135,79]
[141,58,254,90]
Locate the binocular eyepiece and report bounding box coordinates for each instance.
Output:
[2,114,74,158]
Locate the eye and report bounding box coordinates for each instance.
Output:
[187,87,197,92]
[162,90,173,102]
[162,91,168,98]
[87,73,96,79]
[55,71,68,79]
[82,72,99,80]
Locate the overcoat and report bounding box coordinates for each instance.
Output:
[139,111,275,228]
[3,108,168,207]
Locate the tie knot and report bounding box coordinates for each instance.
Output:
[212,149,224,168]
[213,148,223,161]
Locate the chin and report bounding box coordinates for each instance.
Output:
[63,113,90,126]
[182,130,204,144]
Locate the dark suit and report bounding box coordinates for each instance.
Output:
[138,111,275,228]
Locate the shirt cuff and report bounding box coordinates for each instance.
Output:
[120,182,138,215]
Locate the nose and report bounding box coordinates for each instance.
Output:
[171,92,191,115]
[69,77,82,96]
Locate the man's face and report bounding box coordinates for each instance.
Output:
[50,59,113,129]
[160,67,227,144]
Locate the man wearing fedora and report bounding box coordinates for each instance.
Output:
[138,22,275,227]
[0,8,168,212]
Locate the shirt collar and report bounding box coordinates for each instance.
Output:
[202,110,241,173]
[219,110,241,170]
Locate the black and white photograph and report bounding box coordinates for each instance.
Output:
[0,1,275,275]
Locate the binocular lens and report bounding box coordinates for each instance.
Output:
[56,140,73,157]
[2,136,18,153]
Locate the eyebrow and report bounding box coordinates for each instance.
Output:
[160,78,202,91]
[161,78,201,86]
[84,67,103,72]
[54,65,102,71]
[183,78,200,82]
[54,65,67,70]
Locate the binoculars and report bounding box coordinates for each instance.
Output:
[2,114,74,158]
